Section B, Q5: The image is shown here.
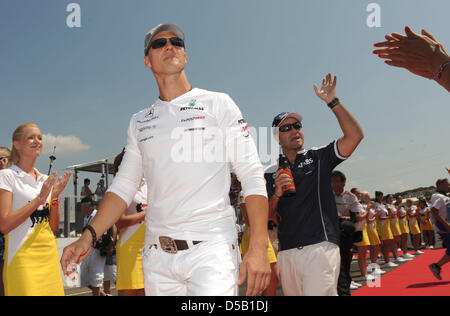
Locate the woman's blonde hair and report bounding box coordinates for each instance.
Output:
[9,123,40,167]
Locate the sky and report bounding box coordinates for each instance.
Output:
[0,0,449,199]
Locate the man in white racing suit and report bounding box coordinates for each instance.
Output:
[61,23,271,296]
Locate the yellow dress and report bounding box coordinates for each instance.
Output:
[419,208,434,231]
[407,207,421,235]
[380,219,394,241]
[355,220,370,247]
[387,205,402,237]
[116,224,146,290]
[366,208,381,246]
[367,221,381,246]
[240,225,277,264]
[390,218,402,237]
[376,203,393,241]
[0,166,63,296]
[116,182,147,291]
[398,208,410,234]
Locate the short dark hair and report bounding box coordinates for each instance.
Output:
[84,178,90,184]
[350,188,359,194]
[418,197,428,207]
[331,170,346,182]
[436,178,448,187]
[375,191,383,197]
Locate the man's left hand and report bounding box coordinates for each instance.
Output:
[237,246,271,296]
[314,73,337,104]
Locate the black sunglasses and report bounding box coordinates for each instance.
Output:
[150,37,185,50]
[279,122,302,133]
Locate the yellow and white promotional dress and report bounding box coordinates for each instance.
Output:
[376,202,393,241]
[239,192,277,264]
[355,204,369,247]
[387,204,402,237]
[407,206,421,235]
[240,225,277,264]
[419,207,434,231]
[398,207,410,235]
[0,165,63,296]
[366,206,381,246]
[116,181,147,291]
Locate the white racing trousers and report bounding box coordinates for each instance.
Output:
[142,238,241,296]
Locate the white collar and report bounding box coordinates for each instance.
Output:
[10,164,45,181]
[156,88,198,105]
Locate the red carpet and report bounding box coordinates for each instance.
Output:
[353,249,450,296]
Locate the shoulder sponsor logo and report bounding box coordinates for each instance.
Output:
[238,119,246,125]
[189,99,197,107]
[137,116,159,124]
[241,125,250,137]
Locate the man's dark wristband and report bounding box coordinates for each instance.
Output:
[327,98,340,109]
[82,225,97,248]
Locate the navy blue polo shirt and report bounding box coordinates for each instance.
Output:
[265,140,347,251]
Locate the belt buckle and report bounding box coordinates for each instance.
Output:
[159,236,178,254]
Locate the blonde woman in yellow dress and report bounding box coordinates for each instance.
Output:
[351,189,370,279]
[386,195,406,264]
[0,123,71,296]
[406,199,423,255]
[362,193,380,265]
[396,196,414,259]
[375,191,397,268]
[113,150,147,296]
[418,198,434,249]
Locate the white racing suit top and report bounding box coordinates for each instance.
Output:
[108,88,267,244]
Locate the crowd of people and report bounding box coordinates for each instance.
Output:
[0,23,448,296]
[329,171,450,293]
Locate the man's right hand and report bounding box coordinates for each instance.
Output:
[60,234,93,275]
[274,169,294,198]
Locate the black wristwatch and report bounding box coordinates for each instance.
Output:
[82,225,98,248]
[327,97,340,109]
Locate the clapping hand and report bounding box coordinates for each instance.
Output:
[52,172,72,198]
[373,26,449,80]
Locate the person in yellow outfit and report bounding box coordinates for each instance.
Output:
[396,196,414,259]
[113,150,147,296]
[351,189,370,280]
[0,146,11,297]
[0,123,71,296]
[362,193,381,268]
[418,198,434,249]
[386,195,407,264]
[406,199,423,255]
[375,191,398,268]
[239,192,278,296]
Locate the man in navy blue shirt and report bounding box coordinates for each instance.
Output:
[265,73,364,296]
